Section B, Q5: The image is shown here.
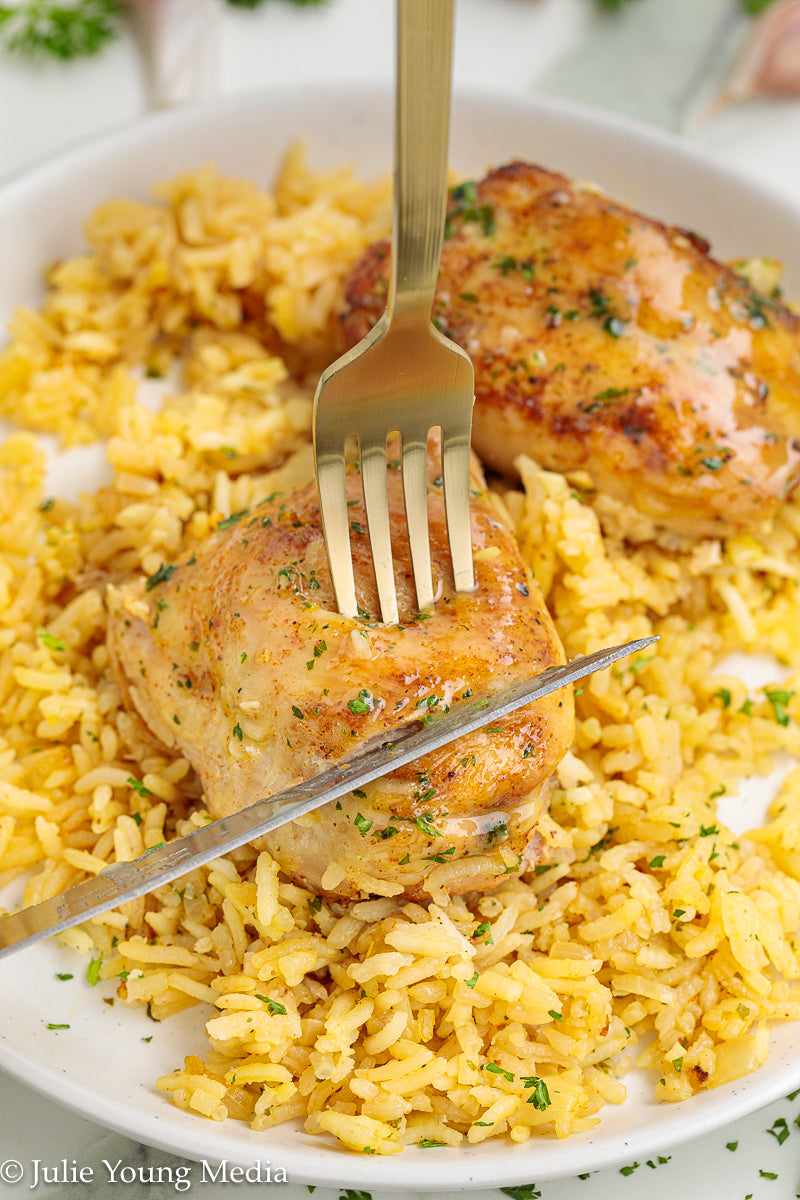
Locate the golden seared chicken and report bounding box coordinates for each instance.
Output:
[107,448,572,901]
[341,162,800,540]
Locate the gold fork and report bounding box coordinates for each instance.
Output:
[312,0,475,626]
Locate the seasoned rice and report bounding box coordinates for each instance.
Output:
[1,145,800,1155]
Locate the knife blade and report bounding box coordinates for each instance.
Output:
[0,635,656,959]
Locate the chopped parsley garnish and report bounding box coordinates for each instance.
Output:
[86,954,103,985]
[145,562,177,591]
[767,1117,790,1144]
[37,627,65,652]
[522,1076,551,1110]
[485,1062,514,1082]
[424,846,455,864]
[348,689,374,714]
[255,995,287,1015]
[465,972,479,988]
[127,776,153,797]
[487,821,508,844]
[594,386,628,400]
[414,813,441,837]
[354,813,373,836]
[47,1022,70,1030]
[765,688,795,727]
[232,723,243,741]
[445,180,495,238]
[217,509,249,530]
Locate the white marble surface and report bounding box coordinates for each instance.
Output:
[3,1,800,1197]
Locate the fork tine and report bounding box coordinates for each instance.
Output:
[401,430,434,611]
[442,424,475,594]
[361,438,400,625]
[316,449,358,618]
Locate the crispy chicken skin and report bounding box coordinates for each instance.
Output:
[107,448,572,900]
[340,161,800,540]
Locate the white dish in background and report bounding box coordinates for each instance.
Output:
[1,84,799,1190]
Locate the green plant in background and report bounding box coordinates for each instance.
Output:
[0,0,121,58]
[0,0,330,60]
[0,0,780,61]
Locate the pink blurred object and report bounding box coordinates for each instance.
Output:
[692,0,800,127]
[128,0,222,107]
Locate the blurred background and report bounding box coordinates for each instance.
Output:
[2,0,800,204]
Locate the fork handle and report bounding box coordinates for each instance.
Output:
[389,0,454,323]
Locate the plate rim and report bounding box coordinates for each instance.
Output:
[2,81,800,1188]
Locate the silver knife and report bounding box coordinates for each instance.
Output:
[0,636,656,959]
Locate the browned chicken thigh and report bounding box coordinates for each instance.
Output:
[107,449,573,900]
[340,162,800,540]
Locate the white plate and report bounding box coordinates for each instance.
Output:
[2,84,800,1191]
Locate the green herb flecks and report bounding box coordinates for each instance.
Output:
[86,953,103,985]
[522,1076,551,1110]
[414,812,441,838]
[485,1062,514,1082]
[217,509,249,530]
[499,1185,542,1200]
[145,562,177,591]
[765,688,795,727]
[445,180,495,238]
[348,689,374,715]
[255,994,287,1015]
[767,1116,790,1145]
[37,627,66,652]
[127,776,153,798]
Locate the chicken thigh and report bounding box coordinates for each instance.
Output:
[107,449,573,900]
[340,161,800,540]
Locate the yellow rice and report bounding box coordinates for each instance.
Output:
[1,143,800,1155]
